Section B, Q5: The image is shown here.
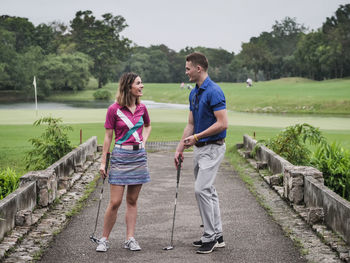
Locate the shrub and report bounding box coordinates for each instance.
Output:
[0,168,21,199]
[256,123,350,201]
[93,90,112,100]
[312,142,350,201]
[25,117,73,170]
[265,123,326,165]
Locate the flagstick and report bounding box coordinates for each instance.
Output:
[33,76,38,116]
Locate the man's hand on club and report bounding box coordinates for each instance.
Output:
[183,135,196,148]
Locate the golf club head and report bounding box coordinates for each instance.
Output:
[90,235,99,244]
[163,246,174,250]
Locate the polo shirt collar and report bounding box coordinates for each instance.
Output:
[195,76,211,91]
[120,103,141,112]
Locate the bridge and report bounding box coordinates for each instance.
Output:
[0,140,348,262]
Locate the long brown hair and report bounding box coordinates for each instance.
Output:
[116,72,140,107]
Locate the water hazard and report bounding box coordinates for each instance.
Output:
[0,100,349,131]
[0,100,188,110]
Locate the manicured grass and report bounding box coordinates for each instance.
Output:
[0,124,42,175]
[47,77,350,114]
[144,78,350,114]
[1,109,350,131]
[2,76,350,175]
[0,123,268,174]
[1,121,349,176]
[1,104,349,175]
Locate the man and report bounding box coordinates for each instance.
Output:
[175,52,228,254]
[246,78,252,87]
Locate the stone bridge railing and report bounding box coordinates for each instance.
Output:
[145,141,179,151]
[0,136,98,241]
[0,139,180,242]
[239,134,350,246]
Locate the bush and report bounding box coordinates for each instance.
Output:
[265,123,326,165]
[25,117,73,170]
[0,168,21,199]
[312,142,350,201]
[257,123,350,201]
[93,90,112,100]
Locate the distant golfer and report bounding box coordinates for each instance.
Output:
[97,72,151,252]
[175,52,228,254]
[246,78,252,87]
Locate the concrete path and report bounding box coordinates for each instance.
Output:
[39,151,307,263]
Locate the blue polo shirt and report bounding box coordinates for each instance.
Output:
[189,76,226,142]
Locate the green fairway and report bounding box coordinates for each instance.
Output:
[48,77,350,114]
[1,120,349,176]
[1,108,349,131]
[2,77,350,176]
[1,105,349,132]
[0,123,289,174]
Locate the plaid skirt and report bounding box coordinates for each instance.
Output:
[108,146,150,185]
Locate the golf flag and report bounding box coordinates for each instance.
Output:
[33,76,38,116]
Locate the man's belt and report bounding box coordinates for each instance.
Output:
[195,139,225,148]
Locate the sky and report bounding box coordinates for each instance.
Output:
[1,0,349,54]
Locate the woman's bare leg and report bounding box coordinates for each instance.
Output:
[101,184,125,238]
[125,184,142,239]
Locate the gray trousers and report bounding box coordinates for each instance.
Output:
[193,143,226,243]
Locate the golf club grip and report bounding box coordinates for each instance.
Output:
[176,158,182,182]
[105,152,110,173]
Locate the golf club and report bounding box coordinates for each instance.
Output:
[90,152,110,244]
[163,157,182,251]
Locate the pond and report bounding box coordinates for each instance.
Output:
[0,100,349,131]
[0,100,188,110]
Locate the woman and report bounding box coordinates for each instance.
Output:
[96,72,151,252]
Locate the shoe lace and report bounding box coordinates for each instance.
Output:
[127,238,139,248]
[98,239,109,247]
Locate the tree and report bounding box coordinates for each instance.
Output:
[33,23,55,54]
[0,27,17,89]
[34,21,69,55]
[13,46,44,96]
[265,17,306,78]
[124,45,186,83]
[322,4,350,77]
[0,29,44,94]
[239,17,306,80]
[126,50,151,81]
[145,48,171,82]
[295,31,326,80]
[178,46,235,82]
[228,55,252,82]
[70,11,131,88]
[155,44,186,83]
[196,47,235,82]
[37,52,92,97]
[271,16,307,56]
[240,40,273,81]
[0,15,35,52]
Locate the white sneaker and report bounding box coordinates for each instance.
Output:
[124,237,141,251]
[96,237,109,252]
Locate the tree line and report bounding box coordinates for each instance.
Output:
[0,5,349,99]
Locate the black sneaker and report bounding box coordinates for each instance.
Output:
[216,236,226,248]
[196,240,218,254]
[192,240,203,247]
[192,236,225,248]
